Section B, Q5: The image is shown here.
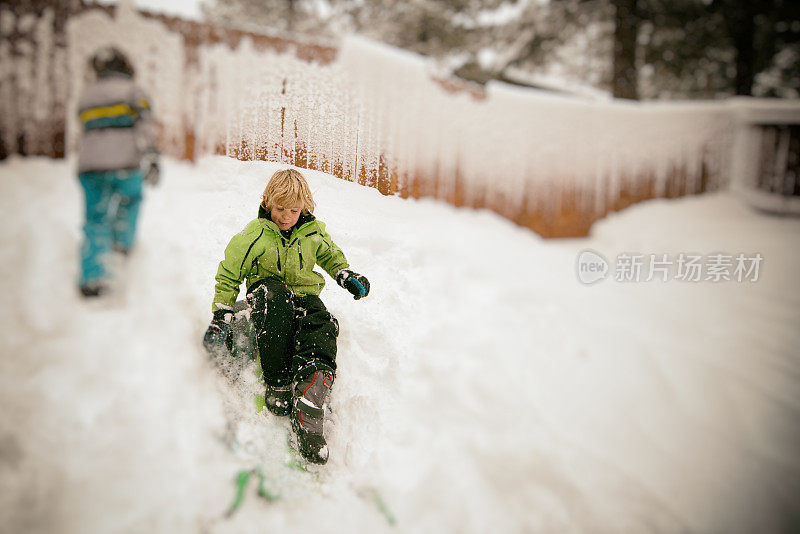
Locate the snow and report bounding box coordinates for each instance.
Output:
[501,67,612,100]
[1,155,799,533]
[95,0,204,21]
[453,0,534,29]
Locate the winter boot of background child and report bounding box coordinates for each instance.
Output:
[291,370,334,464]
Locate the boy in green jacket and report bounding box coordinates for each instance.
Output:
[203,169,370,464]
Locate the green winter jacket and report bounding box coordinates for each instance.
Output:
[212,207,349,312]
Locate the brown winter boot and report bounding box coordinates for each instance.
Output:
[291,370,334,464]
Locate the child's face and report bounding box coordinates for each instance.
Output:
[270,201,302,231]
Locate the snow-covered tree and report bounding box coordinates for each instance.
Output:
[201,0,332,34]
[201,0,800,99]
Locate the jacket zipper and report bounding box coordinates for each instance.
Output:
[251,253,262,276]
[288,230,316,248]
[239,228,265,276]
[273,225,316,275]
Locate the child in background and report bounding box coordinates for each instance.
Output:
[203,169,370,464]
[75,47,160,297]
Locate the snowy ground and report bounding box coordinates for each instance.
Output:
[1,156,799,534]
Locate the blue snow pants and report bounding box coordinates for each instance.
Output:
[78,169,143,285]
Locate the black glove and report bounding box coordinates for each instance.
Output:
[203,307,233,353]
[141,152,160,186]
[336,269,370,300]
[144,162,160,186]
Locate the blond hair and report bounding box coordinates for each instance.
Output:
[261,169,315,214]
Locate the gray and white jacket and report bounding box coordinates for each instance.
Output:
[76,72,156,174]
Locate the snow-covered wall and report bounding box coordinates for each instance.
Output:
[2,1,799,236]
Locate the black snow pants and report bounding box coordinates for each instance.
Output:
[246,277,339,388]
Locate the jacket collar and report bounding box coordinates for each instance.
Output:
[258,204,316,233]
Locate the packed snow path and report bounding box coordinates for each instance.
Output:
[1,156,799,533]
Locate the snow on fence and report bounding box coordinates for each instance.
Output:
[2,1,799,236]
